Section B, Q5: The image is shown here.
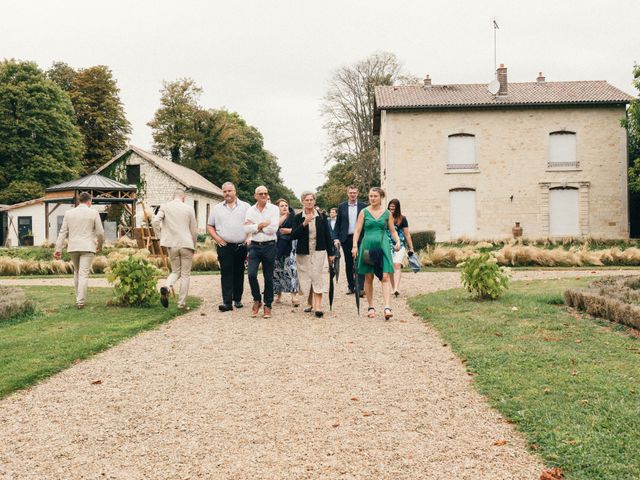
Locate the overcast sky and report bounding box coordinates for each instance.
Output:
[2,0,639,196]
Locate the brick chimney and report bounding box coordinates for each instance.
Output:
[537,71,546,83]
[423,74,432,88]
[497,64,507,96]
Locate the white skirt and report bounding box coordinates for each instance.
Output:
[392,246,406,265]
[296,250,327,294]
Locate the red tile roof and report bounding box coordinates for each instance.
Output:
[375,80,633,110]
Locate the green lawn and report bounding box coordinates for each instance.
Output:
[409,278,640,480]
[0,286,200,399]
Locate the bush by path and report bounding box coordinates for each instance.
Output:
[409,278,640,480]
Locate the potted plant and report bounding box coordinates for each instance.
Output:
[22,230,34,246]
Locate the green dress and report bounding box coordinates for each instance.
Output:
[357,209,394,274]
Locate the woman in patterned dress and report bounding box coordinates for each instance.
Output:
[273,199,299,306]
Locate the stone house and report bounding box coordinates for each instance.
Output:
[95,145,223,232]
[374,66,634,240]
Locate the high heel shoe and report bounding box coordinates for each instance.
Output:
[393,291,400,298]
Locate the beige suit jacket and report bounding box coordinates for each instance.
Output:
[55,204,105,253]
[152,199,197,250]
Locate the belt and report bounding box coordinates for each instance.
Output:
[222,242,245,247]
[251,240,276,246]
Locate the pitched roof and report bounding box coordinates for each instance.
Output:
[0,197,44,211]
[375,80,633,110]
[44,174,136,192]
[95,146,223,197]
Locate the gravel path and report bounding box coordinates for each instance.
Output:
[0,269,636,479]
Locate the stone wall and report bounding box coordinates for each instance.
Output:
[380,106,629,240]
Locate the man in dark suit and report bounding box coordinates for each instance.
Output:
[334,185,366,294]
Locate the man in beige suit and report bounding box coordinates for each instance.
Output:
[152,188,198,311]
[54,192,105,309]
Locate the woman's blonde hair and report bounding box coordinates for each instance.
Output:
[300,190,316,202]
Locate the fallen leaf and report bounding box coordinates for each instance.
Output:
[494,439,507,446]
[511,306,519,311]
[350,397,359,401]
[543,388,552,394]
[540,467,564,480]
[442,343,448,347]
[580,399,589,405]
[412,313,419,317]
[564,439,578,445]
[362,411,372,417]
[399,319,407,323]
[529,443,539,450]
[571,370,578,376]
[332,422,340,428]
[91,379,102,385]
[200,313,206,316]
[575,339,582,344]
[494,332,503,337]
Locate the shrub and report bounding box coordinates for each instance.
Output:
[107,256,160,307]
[458,252,510,300]
[0,286,35,321]
[197,233,208,244]
[412,231,436,251]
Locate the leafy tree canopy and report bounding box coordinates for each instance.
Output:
[317,52,416,208]
[626,64,640,194]
[0,59,83,203]
[149,79,298,206]
[47,62,131,173]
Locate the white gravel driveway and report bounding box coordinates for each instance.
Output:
[0,269,635,479]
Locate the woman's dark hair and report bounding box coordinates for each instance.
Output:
[275,198,288,207]
[388,198,404,225]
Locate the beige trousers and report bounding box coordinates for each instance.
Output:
[70,252,94,306]
[167,248,194,308]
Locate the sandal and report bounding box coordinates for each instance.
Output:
[367,307,376,318]
[384,307,393,320]
[303,306,313,313]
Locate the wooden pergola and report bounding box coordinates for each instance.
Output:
[44,174,137,239]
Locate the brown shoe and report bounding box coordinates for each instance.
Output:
[251,301,262,317]
[263,306,272,318]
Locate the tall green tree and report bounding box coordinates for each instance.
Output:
[318,52,415,203]
[625,64,640,193]
[149,79,298,206]
[147,78,202,163]
[0,60,83,203]
[47,63,131,173]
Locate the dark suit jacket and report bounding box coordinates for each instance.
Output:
[334,200,366,243]
[291,211,335,256]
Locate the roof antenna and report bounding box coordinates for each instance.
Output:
[493,17,499,75]
[487,18,500,96]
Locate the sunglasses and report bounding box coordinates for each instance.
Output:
[256,192,269,196]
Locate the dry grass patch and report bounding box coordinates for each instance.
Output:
[564,275,640,330]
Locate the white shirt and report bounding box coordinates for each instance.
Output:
[244,202,279,242]
[347,202,358,234]
[208,199,250,244]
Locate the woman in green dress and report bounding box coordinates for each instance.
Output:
[351,187,401,320]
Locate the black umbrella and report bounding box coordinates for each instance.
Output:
[353,254,361,315]
[329,257,336,311]
[333,247,341,283]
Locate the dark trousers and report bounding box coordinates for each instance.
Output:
[247,242,276,307]
[342,234,364,292]
[217,243,247,305]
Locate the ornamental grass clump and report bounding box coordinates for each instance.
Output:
[107,255,160,307]
[0,286,34,321]
[458,252,510,300]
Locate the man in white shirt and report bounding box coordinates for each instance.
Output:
[153,188,198,311]
[244,185,279,318]
[54,191,105,309]
[207,182,250,312]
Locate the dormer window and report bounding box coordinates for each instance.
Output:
[447,133,477,170]
[548,131,578,168]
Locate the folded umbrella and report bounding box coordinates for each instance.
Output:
[334,248,341,283]
[353,254,361,315]
[407,251,421,273]
[329,257,336,311]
